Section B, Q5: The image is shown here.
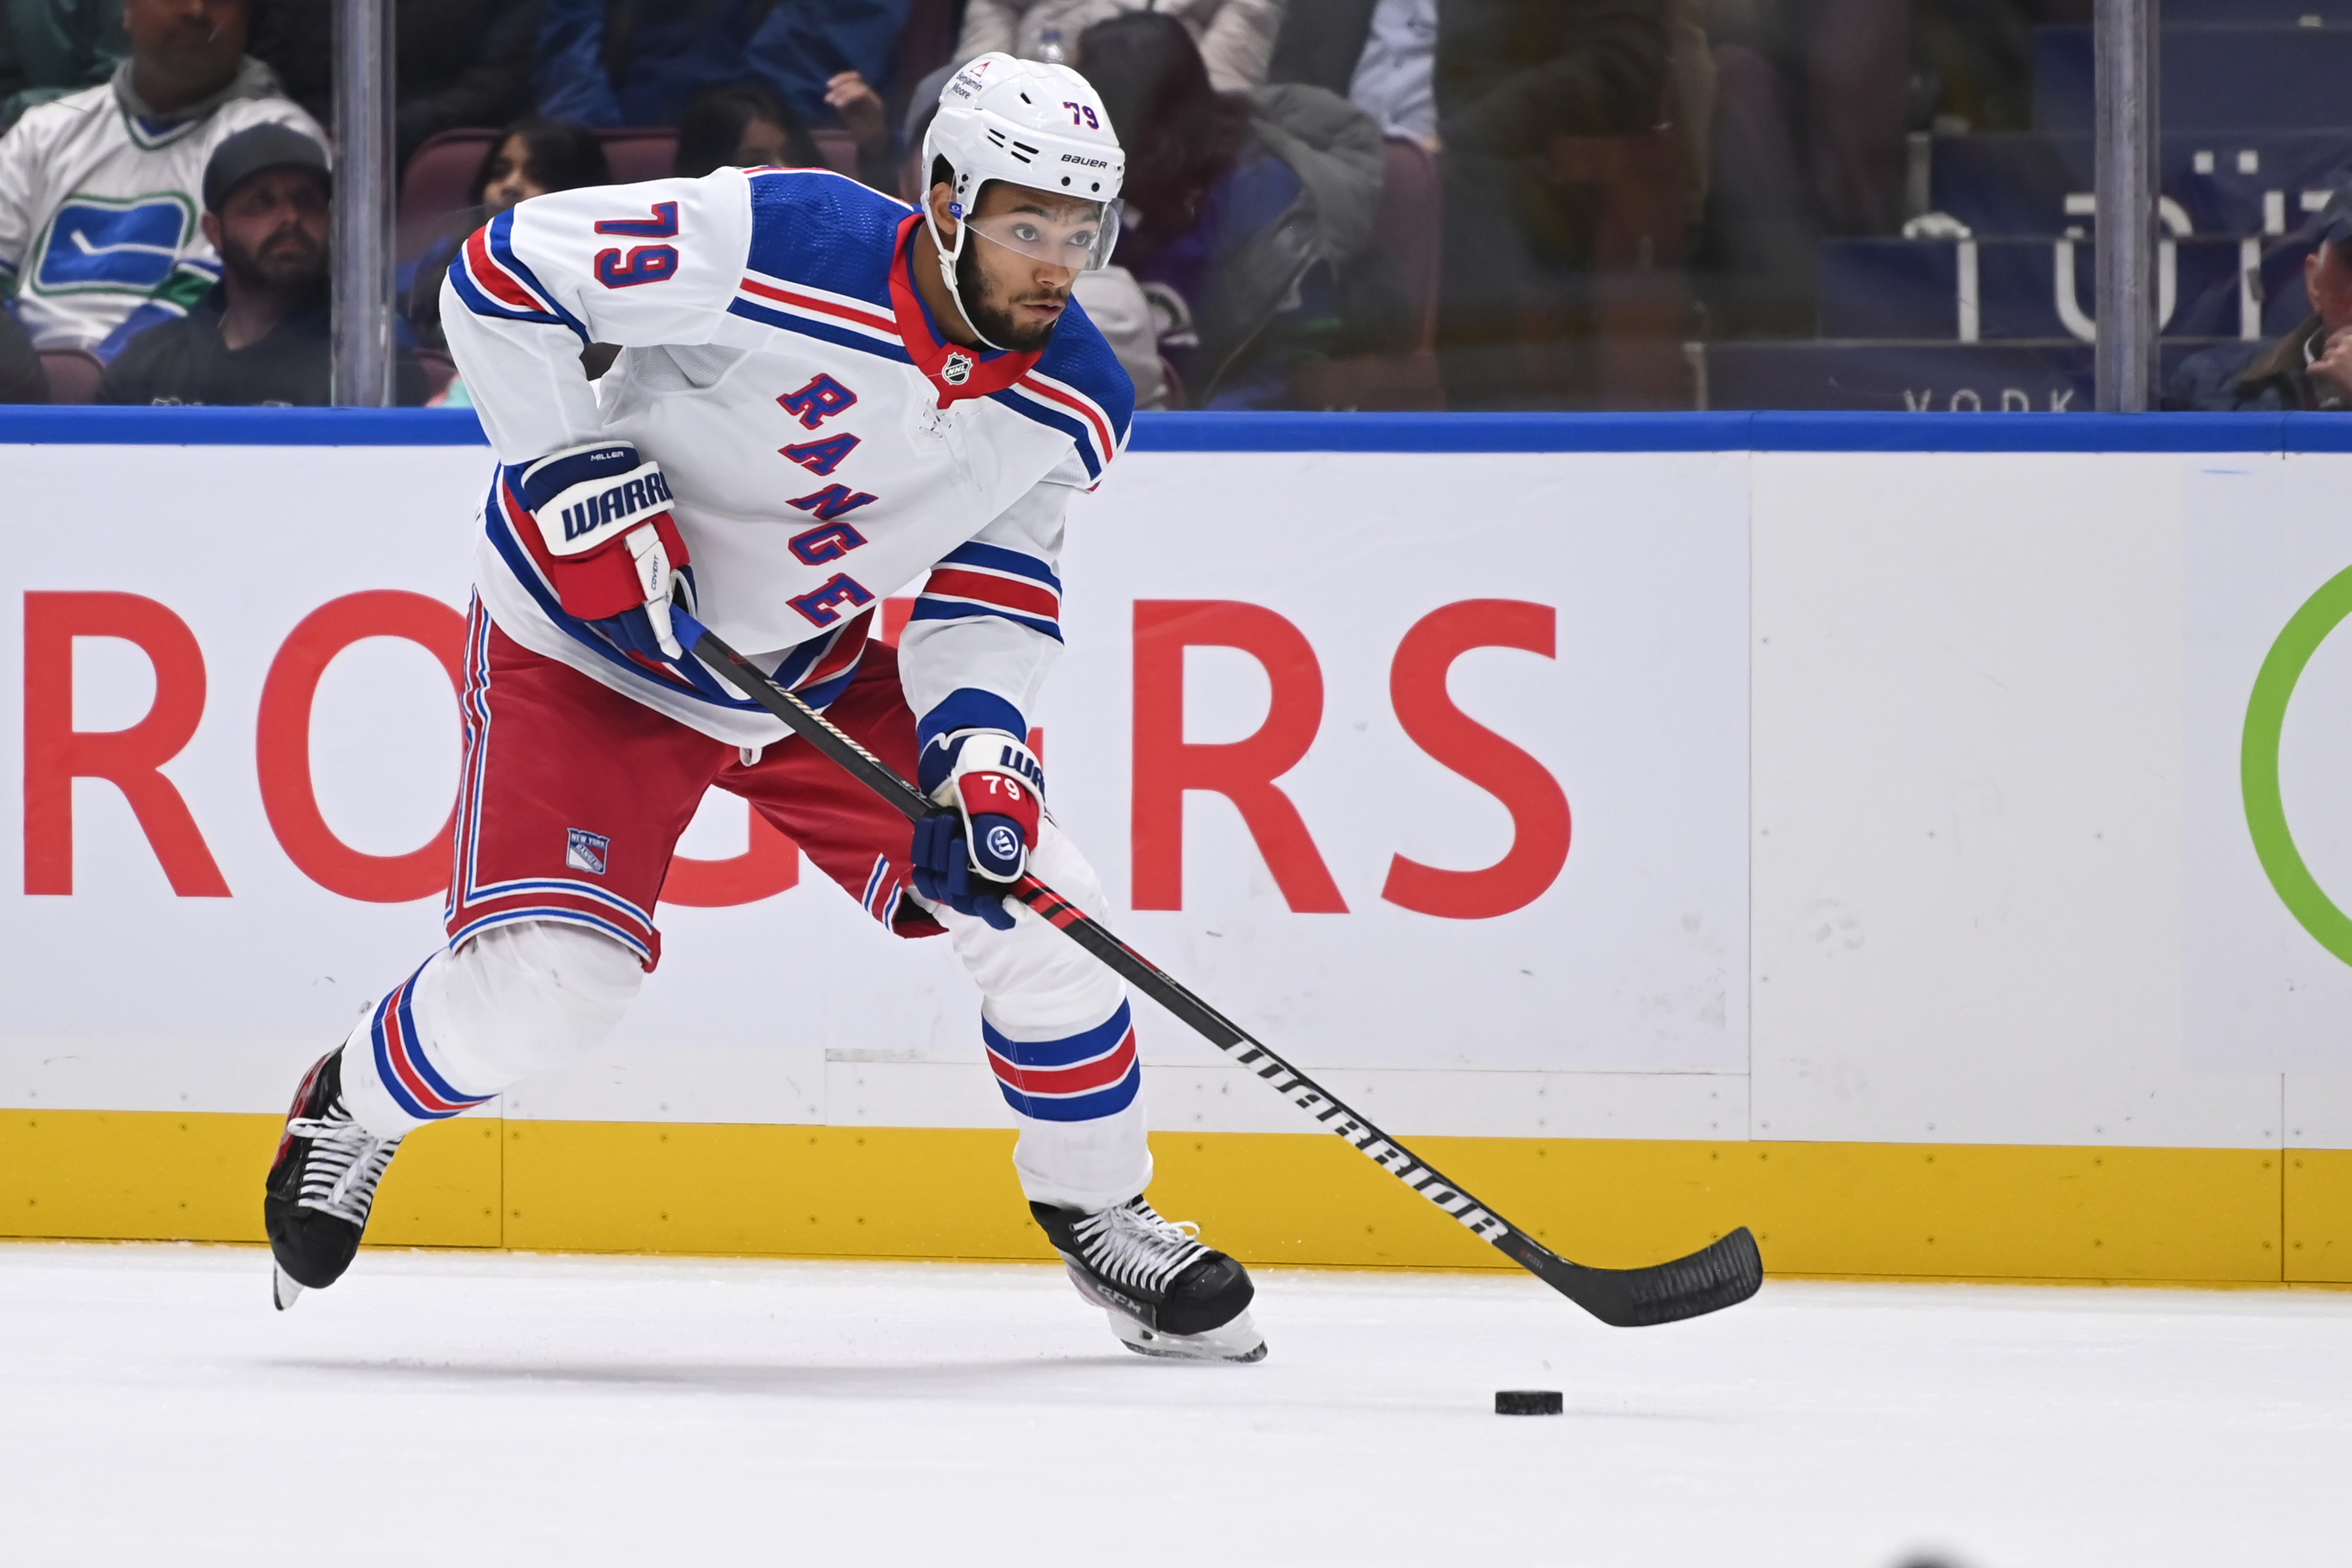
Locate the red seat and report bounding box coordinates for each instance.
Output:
[39,347,101,404]
[599,127,680,185]
[397,129,497,262]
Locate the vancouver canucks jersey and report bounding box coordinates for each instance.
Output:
[0,76,321,351]
[442,166,1134,751]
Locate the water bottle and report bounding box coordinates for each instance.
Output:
[1037,26,1066,64]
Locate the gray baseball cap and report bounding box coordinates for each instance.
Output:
[203,123,330,213]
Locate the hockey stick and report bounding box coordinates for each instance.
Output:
[674,610,1762,1327]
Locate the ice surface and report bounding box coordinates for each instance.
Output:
[3,1242,2348,1566]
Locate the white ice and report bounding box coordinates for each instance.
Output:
[3,1243,2347,1566]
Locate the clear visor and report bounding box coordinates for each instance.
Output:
[962,202,1121,272]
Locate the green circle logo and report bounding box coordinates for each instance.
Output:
[2244,561,2352,966]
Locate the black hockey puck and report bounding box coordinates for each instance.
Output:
[1494,1389,1563,1416]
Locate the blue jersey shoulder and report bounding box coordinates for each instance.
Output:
[742,169,912,307]
[1034,295,1136,445]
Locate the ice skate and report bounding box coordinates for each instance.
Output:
[1032,1196,1267,1363]
[262,1049,403,1309]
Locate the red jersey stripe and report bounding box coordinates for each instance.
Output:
[463,227,549,315]
[985,1030,1138,1097]
[920,568,1060,619]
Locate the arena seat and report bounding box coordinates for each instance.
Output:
[1929,131,2352,242]
[1816,234,2301,344]
[2035,24,2352,134]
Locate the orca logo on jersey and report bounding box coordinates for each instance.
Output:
[942,351,974,387]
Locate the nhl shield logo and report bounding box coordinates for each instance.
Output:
[941,351,974,387]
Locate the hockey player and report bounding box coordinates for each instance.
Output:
[261,55,1266,1363]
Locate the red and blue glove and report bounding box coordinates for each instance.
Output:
[508,442,694,672]
[911,728,1044,930]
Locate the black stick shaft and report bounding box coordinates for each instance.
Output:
[679,615,1762,1327]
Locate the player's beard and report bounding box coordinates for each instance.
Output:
[956,239,1065,353]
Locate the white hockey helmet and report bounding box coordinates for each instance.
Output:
[920,52,1126,345]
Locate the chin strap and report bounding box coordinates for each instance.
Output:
[924,198,1013,353]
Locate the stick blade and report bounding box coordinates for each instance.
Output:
[1522,1226,1764,1328]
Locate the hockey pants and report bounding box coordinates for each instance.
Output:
[334,611,1149,1213]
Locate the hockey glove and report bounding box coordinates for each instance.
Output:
[512,442,694,664]
[910,729,1044,931]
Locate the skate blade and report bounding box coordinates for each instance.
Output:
[272,1265,305,1312]
[1108,1307,1268,1364]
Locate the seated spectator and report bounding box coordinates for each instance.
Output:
[962,0,1284,95]
[1431,0,1668,408]
[533,0,908,133]
[245,0,539,172]
[470,115,611,221]
[1267,0,1434,147]
[1272,0,1711,220]
[822,70,902,194]
[0,0,125,131]
[407,116,610,359]
[99,123,426,404]
[1076,11,1385,408]
[672,81,823,177]
[0,0,319,356]
[1700,0,1908,343]
[2167,192,2352,413]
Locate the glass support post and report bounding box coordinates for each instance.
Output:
[2095,0,2160,412]
[331,0,394,407]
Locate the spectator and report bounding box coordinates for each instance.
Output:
[472,115,611,219]
[245,0,539,173]
[963,0,1285,95]
[407,116,608,363]
[0,0,125,132]
[533,0,907,133]
[2166,193,2352,413]
[1431,0,1668,408]
[99,123,426,404]
[1700,0,1909,341]
[1077,11,1383,408]
[0,0,319,355]
[1266,0,1434,147]
[822,70,900,194]
[672,81,822,177]
[1274,0,1711,219]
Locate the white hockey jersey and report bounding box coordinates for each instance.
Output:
[0,66,321,351]
[442,166,1134,752]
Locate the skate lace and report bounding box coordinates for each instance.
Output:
[1072,1199,1210,1296]
[285,1108,403,1229]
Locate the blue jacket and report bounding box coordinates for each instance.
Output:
[2163,315,2328,412]
[533,0,908,130]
